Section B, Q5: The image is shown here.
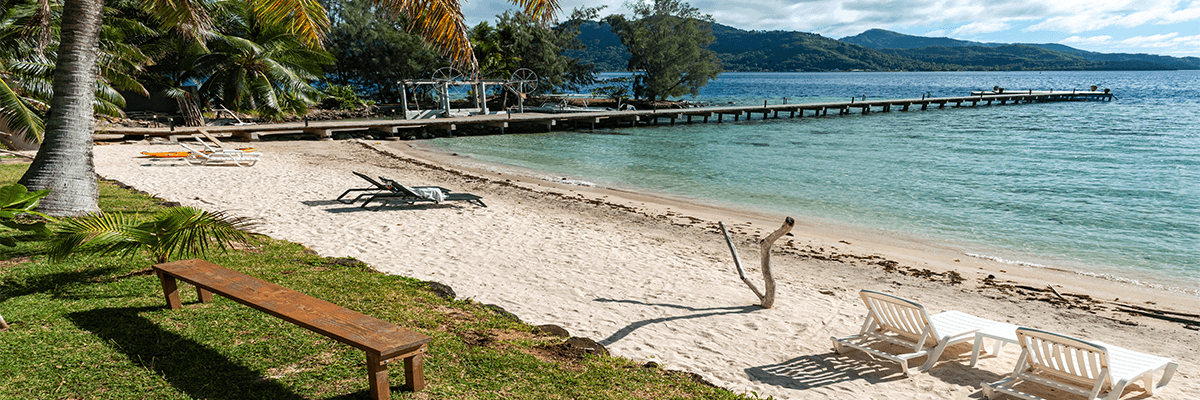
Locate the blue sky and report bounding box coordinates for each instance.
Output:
[462,0,1200,57]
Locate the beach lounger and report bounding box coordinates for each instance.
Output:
[981,327,1177,400]
[180,143,260,167]
[832,290,1000,376]
[360,177,486,209]
[336,172,398,204]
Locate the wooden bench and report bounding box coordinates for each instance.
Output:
[152,259,431,400]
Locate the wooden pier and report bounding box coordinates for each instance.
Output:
[99,90,1114,142]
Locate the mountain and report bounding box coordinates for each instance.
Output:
[569,22,937,72]
[839,28,997,49]
[842,29,1200,70]
[567,22,1200,72]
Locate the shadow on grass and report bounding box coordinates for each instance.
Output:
[69,307,306,400]
[593,298,762,345]
[0,265,121,300]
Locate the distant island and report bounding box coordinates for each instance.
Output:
[569,24,1200,72]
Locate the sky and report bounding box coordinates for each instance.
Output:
[461,0,1200,57]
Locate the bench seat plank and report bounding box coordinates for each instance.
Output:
[153,259,431,398]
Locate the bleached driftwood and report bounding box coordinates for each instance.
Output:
[720,217,795,308]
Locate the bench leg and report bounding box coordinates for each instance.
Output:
[197,287,213,303]
[157,271,183,309]
[366,352,390,400]
[404,353,425,391]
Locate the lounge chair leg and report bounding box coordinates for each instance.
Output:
[970,335,984,367]
[1156,362,1178,391]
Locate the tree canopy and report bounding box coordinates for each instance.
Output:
[604,0,721,101]
[470,7,599,94]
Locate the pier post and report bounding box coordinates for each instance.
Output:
[718,114,723,123]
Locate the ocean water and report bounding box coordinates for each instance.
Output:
[428,71,1200,294]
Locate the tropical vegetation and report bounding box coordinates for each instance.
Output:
[605,0,722,101]
[14,0,559,217]
[0,163,746,399]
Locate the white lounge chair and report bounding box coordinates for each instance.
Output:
[180,143,260,167]
[981,327,1177,400]
[832,290,1001,376]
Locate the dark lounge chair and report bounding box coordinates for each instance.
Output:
[361,177,486,210]
[336,172,391,204]
[336,172,448,204]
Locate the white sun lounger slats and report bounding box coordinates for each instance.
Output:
[832,290,1000,376]
[981,327,1177,400]
[180,143,261,167]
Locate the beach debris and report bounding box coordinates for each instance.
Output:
[1114,303,1200,327]
[1047,284,1067,301]
[720,217,794,309]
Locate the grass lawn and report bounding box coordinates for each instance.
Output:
[0,164,748,399]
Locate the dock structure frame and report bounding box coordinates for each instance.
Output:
[102,90,1115,142]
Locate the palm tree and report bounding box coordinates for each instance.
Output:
[22,0,558,216]
[0,0,153,148]
[195,5,331,121]
[47,206,256,265]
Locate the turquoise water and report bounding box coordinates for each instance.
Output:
[429,71,1200,293]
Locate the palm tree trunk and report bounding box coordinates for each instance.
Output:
[18,0,103,217]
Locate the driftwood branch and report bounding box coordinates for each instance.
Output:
[720,221,764,301]
[719,217,795,309]
[758,217,795,309]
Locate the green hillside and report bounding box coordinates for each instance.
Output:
[570,21,1199,72]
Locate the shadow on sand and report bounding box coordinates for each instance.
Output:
[593,298,763,345]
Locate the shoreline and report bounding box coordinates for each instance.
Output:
[92,140,1198,399]
[398,139,1200,310]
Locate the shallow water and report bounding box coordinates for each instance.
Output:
[429,71,1200,293]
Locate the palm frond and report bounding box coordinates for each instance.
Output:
[245,0,328,48]
[152,207,257,262]
[47,212,143,261]
[139,0,212,39]
[510,0,558,24]
[0,78,45,143]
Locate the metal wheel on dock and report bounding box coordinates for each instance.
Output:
[510,68,538,95]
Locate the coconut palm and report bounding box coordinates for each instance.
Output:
[195,5,331,121]
[22,0,558,216]
[0,0,153,147]
[47,206,257,265]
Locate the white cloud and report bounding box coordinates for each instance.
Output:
[952,21,1011,36]
[1117,32,1200,49]
[1160,1,1200,23]
[1061,35,1114,45]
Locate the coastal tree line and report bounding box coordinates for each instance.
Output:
[2,0,721,216]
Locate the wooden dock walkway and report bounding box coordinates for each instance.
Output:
[99,90,1113,142]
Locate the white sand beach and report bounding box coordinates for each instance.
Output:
[93,140,1198,399]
